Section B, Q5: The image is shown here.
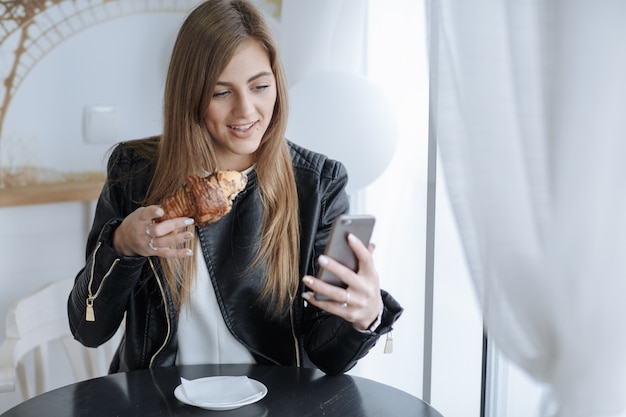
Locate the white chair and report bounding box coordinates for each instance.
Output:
[0,278,122,400]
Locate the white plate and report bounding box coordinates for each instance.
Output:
[174,377,267,411]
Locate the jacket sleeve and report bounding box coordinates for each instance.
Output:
[67,144,149,348]
[302,159,403,375]
[306,293,403,375]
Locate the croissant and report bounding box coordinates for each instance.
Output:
[160,170,248,227]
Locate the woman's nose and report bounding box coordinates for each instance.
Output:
[234,93,255,117]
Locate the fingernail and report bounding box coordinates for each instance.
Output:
[156,208,164,217]
[184,218,194,225]
[318,255,329,265]
[301,292,310,300]
[185,249,193,257]
[348,233,357,243]
[302,276,314,285]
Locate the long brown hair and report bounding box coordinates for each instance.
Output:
[142,0,299,317]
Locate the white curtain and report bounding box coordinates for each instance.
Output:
[432,1,626,416]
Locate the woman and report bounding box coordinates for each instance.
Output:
[68,0,402,375]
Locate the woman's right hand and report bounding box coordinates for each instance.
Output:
[113,205,195,258]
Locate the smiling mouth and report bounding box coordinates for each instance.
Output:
[229,122,255,131]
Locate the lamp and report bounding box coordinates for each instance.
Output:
[286,71,398,199]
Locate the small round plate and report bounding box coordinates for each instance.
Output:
[174,377,267,411]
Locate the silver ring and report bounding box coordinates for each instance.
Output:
[342,289,350,308]
[145,224,152,237]
[148,237,157,251]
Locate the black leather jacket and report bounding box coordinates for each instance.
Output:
[68,137,402,375]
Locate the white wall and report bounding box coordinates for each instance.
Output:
[1,13,184,171]
[345,0,429,398]
[0,1,476,415]
[0,9,185,412]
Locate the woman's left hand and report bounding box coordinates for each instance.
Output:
[302,233,383,331]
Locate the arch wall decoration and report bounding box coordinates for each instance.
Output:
[0,0,281,206]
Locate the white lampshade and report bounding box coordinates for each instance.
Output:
[286,71,398,194]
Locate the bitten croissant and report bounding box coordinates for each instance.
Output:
[160,170,248,227]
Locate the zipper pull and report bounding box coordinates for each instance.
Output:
[384,331,393,354]
[86,297,95,322]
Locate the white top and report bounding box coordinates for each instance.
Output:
[176,243,255,365]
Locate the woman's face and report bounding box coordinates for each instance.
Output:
[204,38,277,171]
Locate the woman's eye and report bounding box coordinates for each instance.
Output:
[253,84,270,92]
[213,91,229,98]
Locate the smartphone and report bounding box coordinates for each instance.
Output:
[314,214,376,301]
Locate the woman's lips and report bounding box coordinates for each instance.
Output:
[228,122,255,132]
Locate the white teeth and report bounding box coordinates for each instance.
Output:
[230,123,254,131]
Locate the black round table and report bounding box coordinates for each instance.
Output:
[1,364,444,417]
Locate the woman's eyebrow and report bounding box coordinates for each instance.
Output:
[216,71,274,87]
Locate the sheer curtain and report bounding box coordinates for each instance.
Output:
[432,1,626,416]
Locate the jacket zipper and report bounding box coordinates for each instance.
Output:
[86,242,120,322]
[148,258,171,368]
[288,293,301,367]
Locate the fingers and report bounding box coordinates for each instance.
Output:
[146,224,195,257]
[317,233,375,290]
[347,233,375,274]
[302,274,382,330]
[302,233,382,329]
[302,281,358,319]
[114,205,196,258]
[142,206,165,223]
[147,216,194,244]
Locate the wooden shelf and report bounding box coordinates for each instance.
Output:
[0,180,104,207]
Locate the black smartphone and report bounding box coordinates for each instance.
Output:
[314,214,376,301]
